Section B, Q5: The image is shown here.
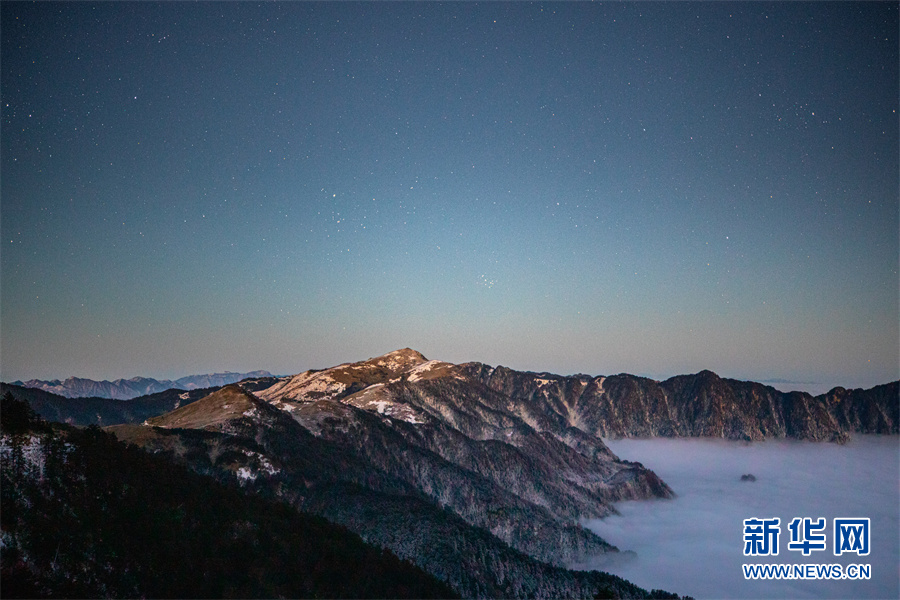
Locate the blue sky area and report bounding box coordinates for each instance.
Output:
[2,2,897,391]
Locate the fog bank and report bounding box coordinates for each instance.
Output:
[578,436,899,599]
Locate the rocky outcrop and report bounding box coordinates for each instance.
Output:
[823,383,899,434]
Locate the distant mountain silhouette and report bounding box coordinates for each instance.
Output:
[11,370,273,400]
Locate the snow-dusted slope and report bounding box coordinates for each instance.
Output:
[253,349,467,425]
[256,348,441,403]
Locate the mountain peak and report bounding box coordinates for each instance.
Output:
[255,348,434,404]
[695,369,721,380]
[365,348,429,369]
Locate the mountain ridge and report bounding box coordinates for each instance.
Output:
[4,348,895,441]
[460,363,898,442]
[12,370,273,400]
[253,349,897,443]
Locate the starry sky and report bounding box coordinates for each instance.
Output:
[2,2,897,392]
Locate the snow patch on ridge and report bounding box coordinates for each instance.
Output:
[407,359,452,382]
[234,449,280,485]
[256,369,349,402]
[344,382,428,425]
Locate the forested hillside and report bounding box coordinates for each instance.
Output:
[0,392,457,599]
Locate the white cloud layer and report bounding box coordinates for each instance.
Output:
[576,436,899,599]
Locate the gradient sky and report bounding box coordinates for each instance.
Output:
[2,2,897,391]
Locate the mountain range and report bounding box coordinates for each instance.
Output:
[108,351,678,591]
[3,349,690,599]
[11,370,273,400]
[10,348,893,441]
[3,348,896,598]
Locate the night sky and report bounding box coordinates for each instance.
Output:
[2,2,897,392]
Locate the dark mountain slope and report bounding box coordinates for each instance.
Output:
[0,393,457,599]
[129,385,624,564]
[110,385,683,599]
[0,382,216,427]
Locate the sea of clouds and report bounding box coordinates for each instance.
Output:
[576,435,899,599]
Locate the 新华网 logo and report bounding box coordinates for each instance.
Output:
[743,517,870,557]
